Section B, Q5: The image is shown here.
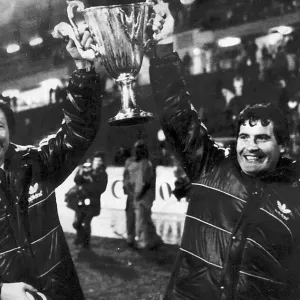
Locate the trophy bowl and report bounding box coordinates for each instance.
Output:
[67,1,155,126]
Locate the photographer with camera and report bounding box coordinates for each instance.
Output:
[66,152,108,249]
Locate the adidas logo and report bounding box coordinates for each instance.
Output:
[275,201,291,221]
[277,201,291,214]
[28,182,43,203]
[29,183,39,195]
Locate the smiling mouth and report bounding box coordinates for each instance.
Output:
[244,155,264,162]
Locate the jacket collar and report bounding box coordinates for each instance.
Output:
[257,157,299,183]
[4,143,26,171]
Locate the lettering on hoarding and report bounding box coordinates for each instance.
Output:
[110,180,173,201]
[159,182,172,200]
[111,180,125,199]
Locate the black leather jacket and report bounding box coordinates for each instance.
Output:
[0,69,102,300]
[73,164,108,216]
[150,53,300,300]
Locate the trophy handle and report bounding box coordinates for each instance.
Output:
[66,1,96,60]
[67,1,85,39]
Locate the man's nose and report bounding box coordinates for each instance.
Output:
[247,139,259,151]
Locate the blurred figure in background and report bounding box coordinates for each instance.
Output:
[11,96,18,111]
[221,86,244,135]
[182,51,192,76]
[285,34,298,77]
[66,151,108,249]
[259,44,273,81]
[157,141,173,166]
[113,145,131,166]
[172,161,191,202]
[123,140,163,250]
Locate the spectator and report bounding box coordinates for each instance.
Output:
[182,51,192,76]
[157,142,173,166]
[259,45,273,81]
[114,145,131,166]
[123,140,163,250]
[66,152,108,249]
[221,87,244,135]
[272,45,289,80]
[285,34,298,77]
[233,75,244,96]
[11,96,18,111]
[245,40,258,67]
[49,88,55,105]
[277,78,290,115]
[172,160,191,202]
[55,85,67,103]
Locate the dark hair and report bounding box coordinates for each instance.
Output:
[134,140,149,159]
[236,103,289,146]
[0,101,15,136]
[93,151,105,160]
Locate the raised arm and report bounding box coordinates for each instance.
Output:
[148,2,224,181]
[33,30,102,187]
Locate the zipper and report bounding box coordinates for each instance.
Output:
[220,180,265,299]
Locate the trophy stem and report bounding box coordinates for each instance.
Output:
[118,76,137,111]
[107,75,155,126]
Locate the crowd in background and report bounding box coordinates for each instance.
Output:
[190,0,300,30]
[181,30,300,159]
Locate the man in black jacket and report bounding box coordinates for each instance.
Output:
[71,151,108,249]
[149,3,300,300]
[0,30,102,299]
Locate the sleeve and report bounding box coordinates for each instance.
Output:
[37,69,103,187]
[84,171,108,197]
[149,52,225,181]
[74,167,84,185]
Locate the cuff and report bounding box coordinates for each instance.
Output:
[150,52,180,67]
[155,43,174,58]
[68,69,102,94]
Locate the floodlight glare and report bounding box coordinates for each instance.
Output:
[29,37,43,46]
[6,43,20,53]
[217,37,241,48]
[180,0,196,4]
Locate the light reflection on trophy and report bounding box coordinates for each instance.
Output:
[67,1,155,126]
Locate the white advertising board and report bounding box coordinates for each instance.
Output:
[101,166,188,214]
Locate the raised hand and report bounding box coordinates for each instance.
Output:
[148,0,174,45]
[53,22,95,69]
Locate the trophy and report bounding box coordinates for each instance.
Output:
[67,1,155,126]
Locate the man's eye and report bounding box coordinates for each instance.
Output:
[239,135,247,140]
[257,136,268,142]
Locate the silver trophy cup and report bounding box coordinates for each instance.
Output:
[67,1,155,126]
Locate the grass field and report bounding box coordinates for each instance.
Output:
[66,233,178,300]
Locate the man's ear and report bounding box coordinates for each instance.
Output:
[279,145,285,153]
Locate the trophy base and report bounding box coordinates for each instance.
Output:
[108,109,155,126]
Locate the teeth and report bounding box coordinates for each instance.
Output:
[245,156,260,161]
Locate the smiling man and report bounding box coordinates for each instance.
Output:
[148,2,300,300]
[0,30,102,300]
[236,106,286,177]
